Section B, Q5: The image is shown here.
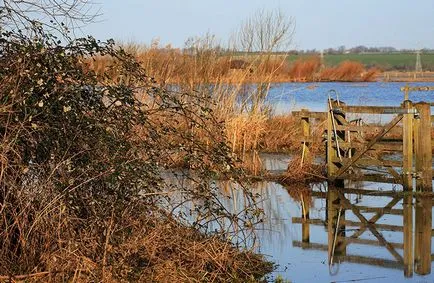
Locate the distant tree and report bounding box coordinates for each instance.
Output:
[337,45,346,54]
[233,8,295,53]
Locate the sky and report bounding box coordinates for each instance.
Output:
[81,0,434,50]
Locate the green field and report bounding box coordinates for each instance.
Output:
[287,53,434,71]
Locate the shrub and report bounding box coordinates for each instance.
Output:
[0,27,269,281]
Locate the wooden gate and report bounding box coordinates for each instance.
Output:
[326,99,432,192]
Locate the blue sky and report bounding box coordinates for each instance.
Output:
[81,0,434,50]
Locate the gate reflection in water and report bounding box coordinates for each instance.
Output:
[292,180,434,279]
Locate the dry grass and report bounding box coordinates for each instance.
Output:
[0,192,272,283]
[91,47,379,84]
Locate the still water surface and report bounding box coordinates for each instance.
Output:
[257,83,434,282]
[267,82,434,114]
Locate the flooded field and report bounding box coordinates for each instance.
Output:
[267,81,434,114]
[165,153,434,282]
[250,180,433,282]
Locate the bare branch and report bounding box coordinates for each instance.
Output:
[234,8,295,53]
[0,0,101,34]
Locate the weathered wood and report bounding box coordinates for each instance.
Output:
[337,141,403,152]
[414,103,432,192]
[292,241,328,251]
[292,110,327,120]
[338,173,399,184]
[327,188,346,265]
[338,236,404,249]
[414,195,432,275]
[335,124,403,132]
[292,217,404,232]
[311,189,406,198]
[301,109,311,165]
[337,105,408,114]
[402,100,414,192]
[351,205,403,216]
[327,100,345,187]
[403,194,413,277]
[401,86,434,92]
[336,190,404,263]
[301,194,310,243]
[292,241,405,270]
[330,114,403,180]
[331,156,402,167]
[347,196,402,241]
[337,255,404,270]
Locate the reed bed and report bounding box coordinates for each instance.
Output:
[95,45,379,84]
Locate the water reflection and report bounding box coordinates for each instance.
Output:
[292,183,434,279]
[163,169,434,281]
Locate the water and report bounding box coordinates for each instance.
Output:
[221,179,434,282]
[267,82,434,114]
[166,82,434,281]
[253,82,434,281]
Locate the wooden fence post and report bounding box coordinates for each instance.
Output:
[402,100,413,192]
[327,100,345,187]
[414,102,432,192]
[403,193,413,277]
[301,194,310,246]
[300,108,311,167]
[327,188,346,266]
[414,195,432,275]
[414,102,432,275]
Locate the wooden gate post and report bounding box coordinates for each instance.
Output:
[327,99,345,187]
[300,108,311,167]
[414,102,432,192]
[403,193,413,277]
[327,188,346,265]
[414,102,432,275]
[301,194,310,246]
[402,100,414,192]
[402,100,414,277]
[414,194,432,275]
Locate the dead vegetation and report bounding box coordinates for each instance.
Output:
[0,27,273,282]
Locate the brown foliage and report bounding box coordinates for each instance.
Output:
[288,56,321,81]
[320,61,364,82]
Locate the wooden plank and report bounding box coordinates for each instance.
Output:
[335,124,403,132]
[292,111,327,120]
[338,173,399,184]
[402,100,413,192]
[353,205,403,216]
[327,100,344,182]
[311,189,404,198]
[338,236,404,249]
[292,217,404,232]
[292,241,328,251]
[403,194,413,277]
[415,103,433,192]
[292,241,404,270]
[336,191,404,263]
[331,156,402,167]
[330,114,404,180]
[347,196,403,241]
[414,196,432,275]
[339,255,403,270]
[401,86,434,92]
[337,105,407,114]
[336,141,403,152]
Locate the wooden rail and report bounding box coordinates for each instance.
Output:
[292,94,434,189]
[292,188,434,277]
